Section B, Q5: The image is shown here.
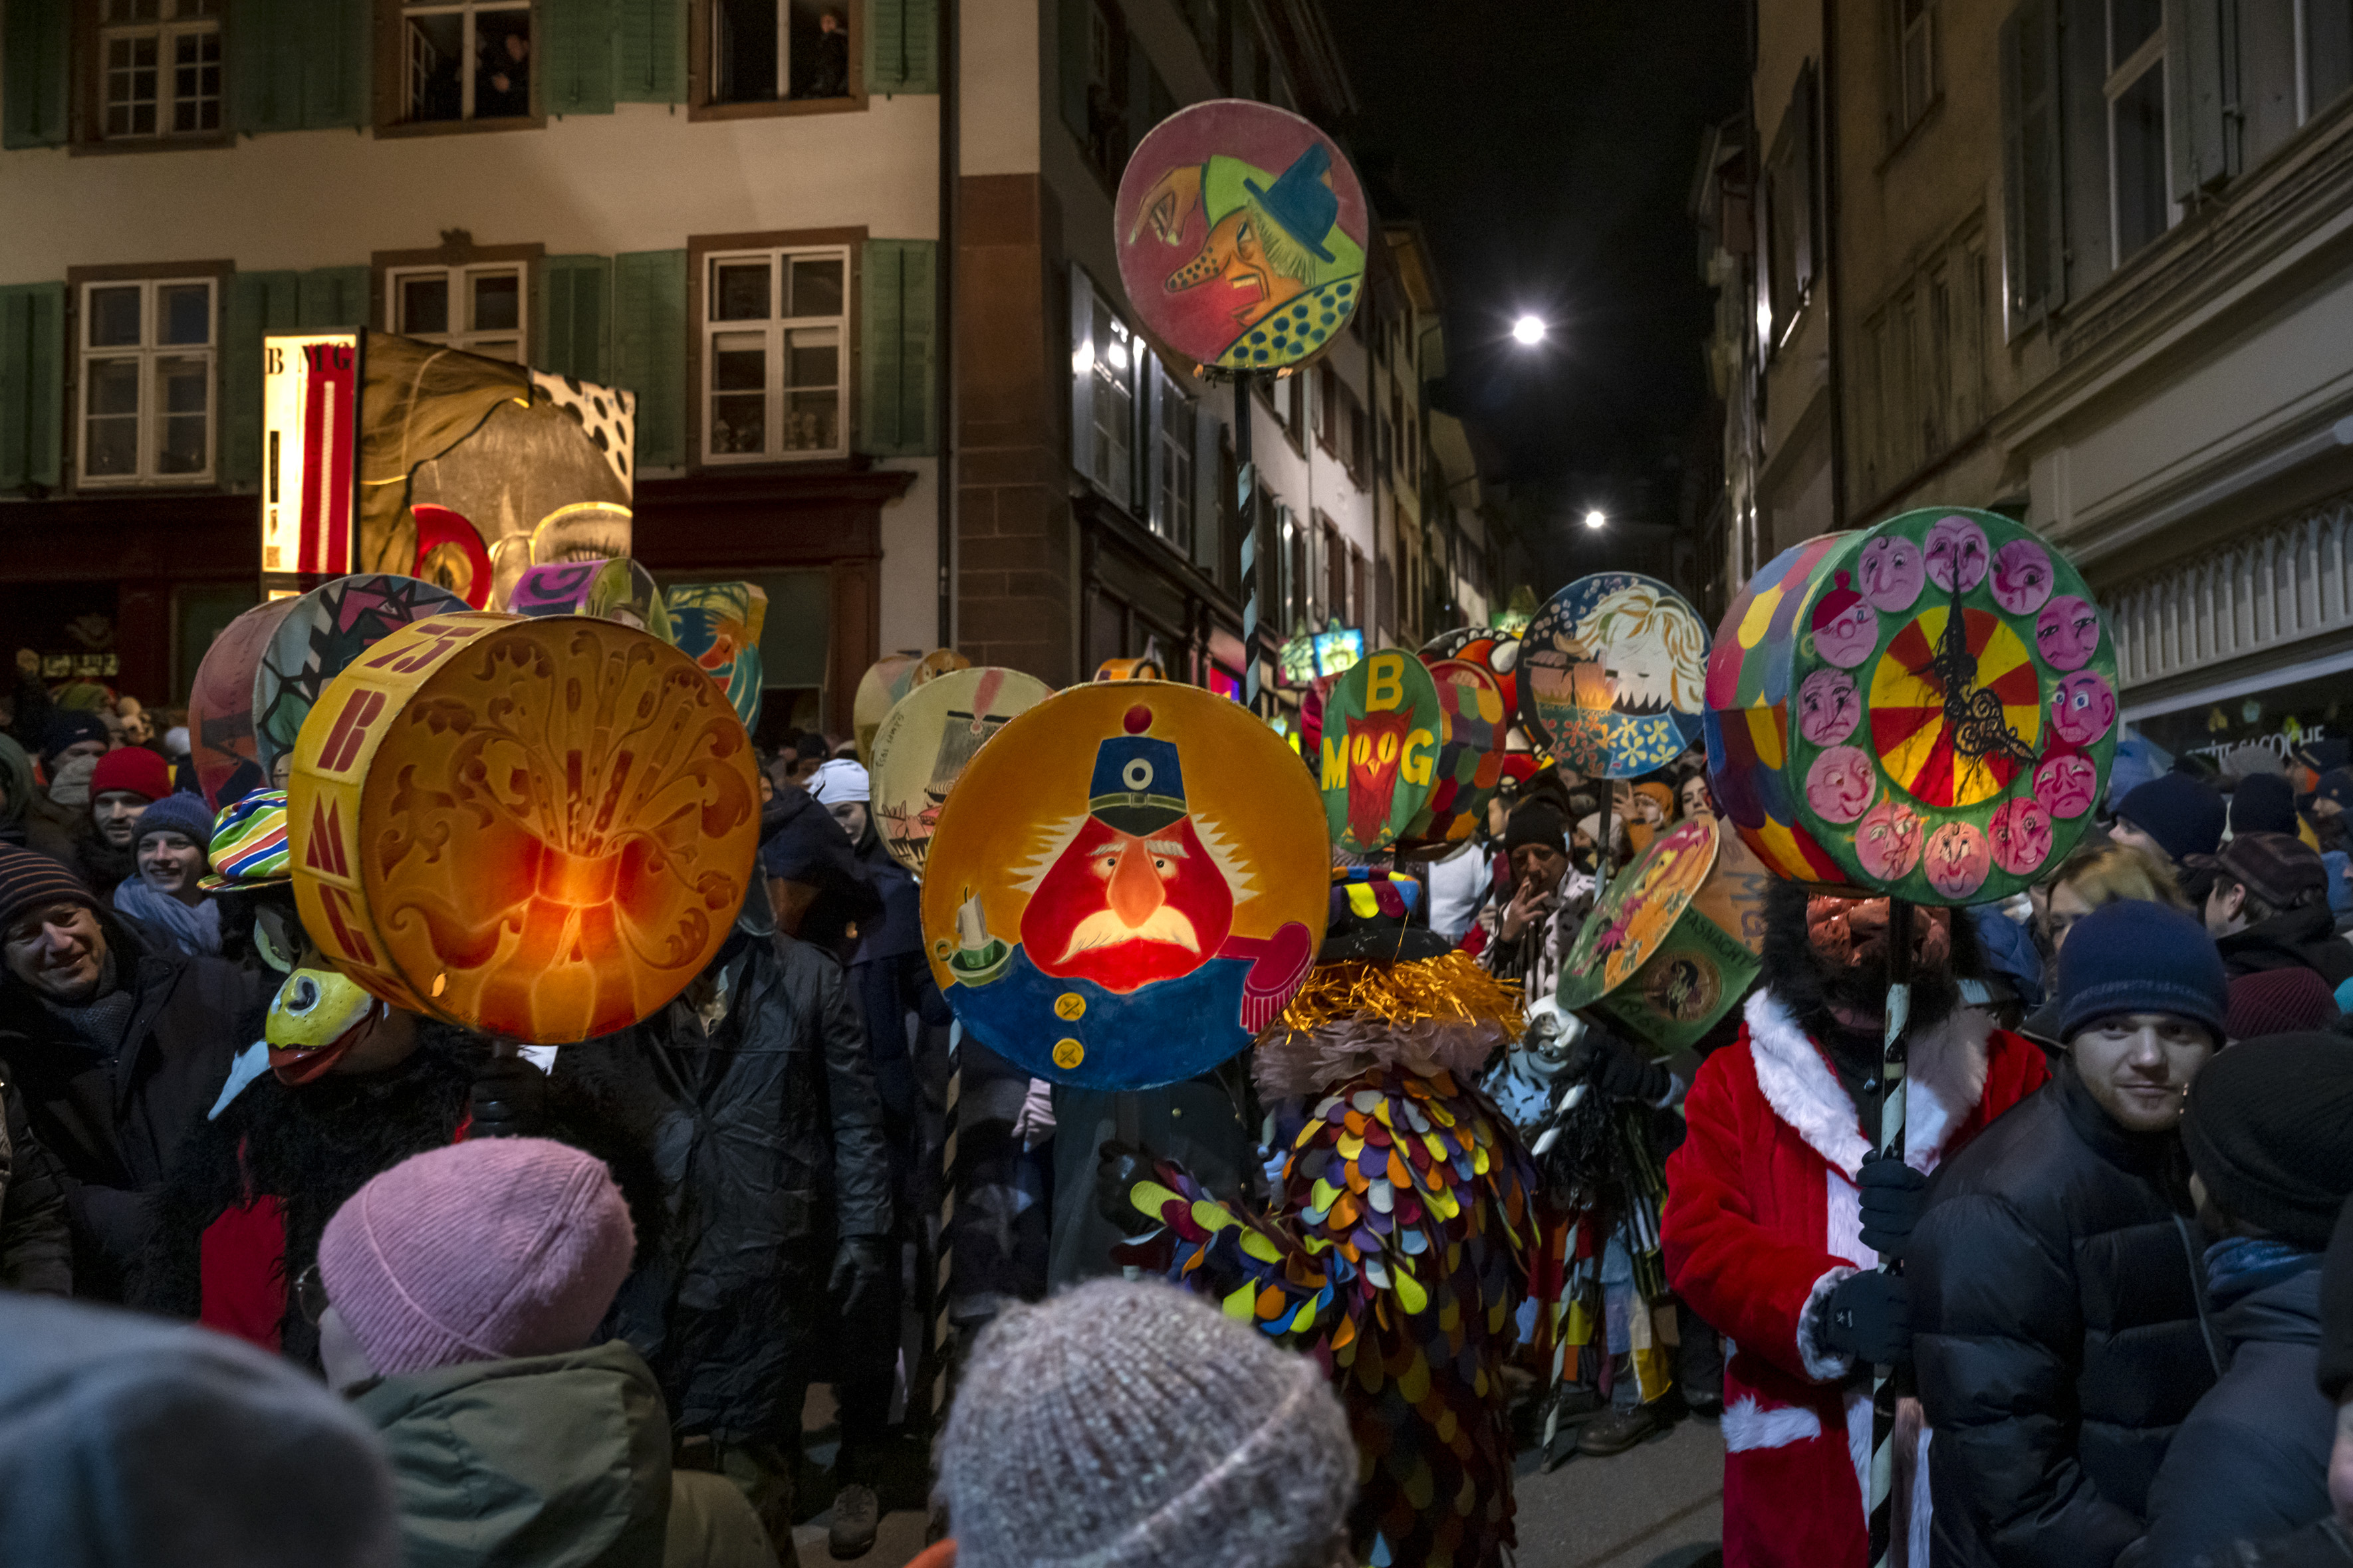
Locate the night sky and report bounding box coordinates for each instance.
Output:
[1324,1,1748,558]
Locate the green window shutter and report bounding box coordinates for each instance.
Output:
[3,0,69,150]
[615,0,685,102]
[866,0,938,95]
[1058,0,1089,138]
[0,283,65,491]
[221,271,300,487]
[542,0,618,116]
[613,250,686,469]
[230,0,308,134]
[303,0,371,128]
[540,255,613,384]
[297,267,370,328]
[857,240,936,456]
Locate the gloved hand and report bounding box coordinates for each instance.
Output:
[1094,1140,1158,1232]
[826,1234,894,1327]
[1011,1077,1056,1150]
[1856,1149,1929,1260]
[1820,1269,1912,1367]
[469,1052,547,1139]
[1564,1021,1672,1104]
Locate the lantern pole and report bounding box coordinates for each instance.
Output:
[1866,897,1914,1568]
[1236,370,1260,711]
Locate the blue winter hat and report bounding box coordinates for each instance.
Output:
[2114,772,2228,863]
[2056,898,2229,1044]
[2231,772,2298,837]
[132,792,218,855]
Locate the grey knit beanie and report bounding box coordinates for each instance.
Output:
[940,1278,1358,1568]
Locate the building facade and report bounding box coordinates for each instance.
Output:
[1700,0,2353,756]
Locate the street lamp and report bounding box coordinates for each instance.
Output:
[1584,510,1606,531]
[1511,314,1546,346]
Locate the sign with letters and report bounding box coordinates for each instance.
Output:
[261,333,364,593]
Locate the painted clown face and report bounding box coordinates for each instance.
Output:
[1812,580,1880,669]
[1021,814,1236,994]
[1805,745,1876,824]
[2035,751,2099,818]
[1854,796,1925,881]
[1991,539,2055,615]
[1923,821,1991,899]
[1988,796,2054,877]
[2051,671,2117,746]
[1858,535,1925,613]
[2036,596,2101,671]
[1924,516,1990,593]
[1797,669,1862,746]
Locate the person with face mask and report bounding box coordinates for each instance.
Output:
[107,792,217,958]
[0,843,257,1299]
[1662,882,2050,1568]
[1910,898,2230,1568]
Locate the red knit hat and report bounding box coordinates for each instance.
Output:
[2224,968,2341,1040]
[88,746,170,804]
[316,1138,634,1377]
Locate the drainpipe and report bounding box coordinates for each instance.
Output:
[937,0,959,646]
[1820,0,1848,530]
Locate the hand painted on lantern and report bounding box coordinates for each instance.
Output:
[1804,745,1877,824]
[1990,539,2055,615]
[1923,820,1992,899]
[1924,516,1991,594]
[1858,535,1925,613]
[1854,796,1925,880]
[2050,671,2117,746]
[1809,572,1880,669]
[1796,669,1862,746]
[2036,596,2101,671]
[2034,751,2099,818]
[1988,796,2055,876]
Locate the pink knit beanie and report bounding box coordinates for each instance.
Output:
[316,1138,635,1379]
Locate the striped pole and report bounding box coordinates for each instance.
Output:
[1235,372,1260,709]
[1867,899,1914,1567]
[929,1021,962,1418]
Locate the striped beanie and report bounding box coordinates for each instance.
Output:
[199,790,293,890]
[0,846,98,935]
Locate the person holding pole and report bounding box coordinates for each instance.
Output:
[1909,897,2227,1567]
[1662,881,2048,1568]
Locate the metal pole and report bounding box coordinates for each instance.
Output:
[1595,776,1614,885]
[929,1022,961,1417]
[1867,898,1914,1567]
[1235,372,1259,709]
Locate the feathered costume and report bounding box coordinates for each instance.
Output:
[1113,869,1541,1568]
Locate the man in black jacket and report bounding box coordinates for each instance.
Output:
[2136,1034,2353,1567]
[554,879,892,1553]
[0,845,253,1297]
[1913,898,2232,1568]
[2208,832,2353,992]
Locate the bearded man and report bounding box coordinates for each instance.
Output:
[1660,882,2048,1568]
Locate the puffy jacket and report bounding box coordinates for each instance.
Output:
[2217,903,2353,989]
[0,1074,70,1294]
[0,913,256,1296]
[1912,1062,2225,1568]
[352,1339,772,1568]
[2140,1256,2333,1568]
[555,929,892,1444]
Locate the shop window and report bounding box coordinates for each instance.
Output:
[99,0,222,139]
[704,247,848,461]
[390,264,527,359]
[401,0,533,123]
[711,0,853,103]
[78,276,214,486]
[2106,0,2173,264]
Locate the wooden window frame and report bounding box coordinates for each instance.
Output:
[372,0,547,138]
[687,0,866,121]
[64,257,233,493]
[74,0,231,154]
[370,233,545,348]
[686,225,866,471]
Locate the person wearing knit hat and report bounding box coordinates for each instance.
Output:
[1910,896,2226,1567]
[935,1279,1357,1568]
[2225,966,2342,1041]
[2139,1035,2353,1565]
[315,1139,773,1568]
[2112,772,2229,865]
[108,792,220,958]
[2233,772,2302,838]
[2208,830,2353,992]
[42,740,169,903]
[38,709,109,774]
[1484,800,1590,999]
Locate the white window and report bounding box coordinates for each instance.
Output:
[100,0,222,140]
[390,265,527,360]
[704,248,848,462]
[2106,0,2174,264]
[1149,364,1194,549]
[1073,296,1136,499]
[711,0,854,104]
[78,278,215,485]
[403,0,532,123]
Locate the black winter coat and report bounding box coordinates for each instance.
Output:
[555,929,892,1445]
[2217,903,2353,989]
[0,915,257,1297]
[2140,1258,2334,1568]
[1913,1062,2225,1568]
[0,1075,70,1294]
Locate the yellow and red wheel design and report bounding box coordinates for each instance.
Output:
[1868,608,2041,809]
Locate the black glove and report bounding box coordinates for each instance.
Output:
[826,1234,894,1327]
[1094,1140,1157,1232]
[1820,1269,1912,1367]
[1856,1150,1930,1260]
[469,1052,547,1139]
[1566,1022,1672,1104]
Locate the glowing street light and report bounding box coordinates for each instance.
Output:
[1511,314,1547,346]
[1583,510,1606,531]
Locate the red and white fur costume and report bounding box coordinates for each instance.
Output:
[1662,988,2048,1568]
